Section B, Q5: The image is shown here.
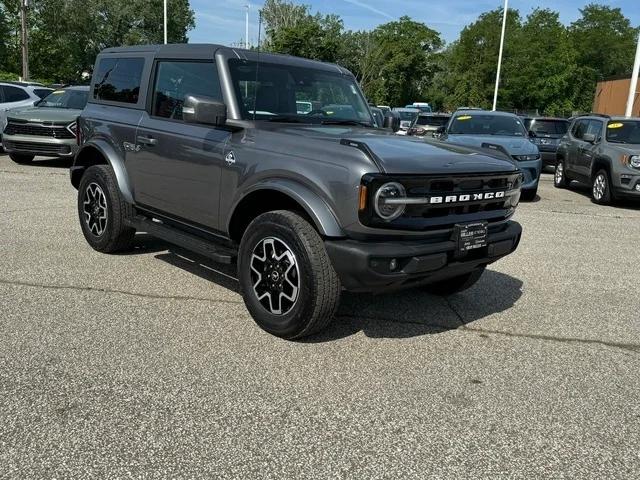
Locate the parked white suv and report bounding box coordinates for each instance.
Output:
[0,82,53,146]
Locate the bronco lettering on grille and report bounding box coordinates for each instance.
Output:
[428,191,506,204]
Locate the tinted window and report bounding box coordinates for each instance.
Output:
[526,119,568,135]
[34,88,53,99]
[572,120,588,139]
[152,61,222,120]
[415,115,449,127]
[2,86,30,102]
[93,57,144,104]
[586,120,603,139]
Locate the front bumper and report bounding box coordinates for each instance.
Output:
[325,220,522,292]
[614,172,640,199]
[514,158,542,191]
[1,134,77,157]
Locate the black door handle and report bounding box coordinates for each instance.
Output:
[137,136,157,146]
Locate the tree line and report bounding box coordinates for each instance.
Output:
[0,0,637,117]
[261,0,639,116]
[0,0,194,83]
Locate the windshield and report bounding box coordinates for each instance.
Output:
[34,88,53,99]
[228,59,373,125]
[38,89,88,109]
[606,120,640,144]
[415,115,449,127]
[449,114,526,136]
[397,110,418,121]
[524,119,568,135]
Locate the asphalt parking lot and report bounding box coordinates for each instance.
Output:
[1,153,639,479]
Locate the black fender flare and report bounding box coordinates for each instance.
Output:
[590,155,613,179]
[228,179,345,238]
[72,140,134,204]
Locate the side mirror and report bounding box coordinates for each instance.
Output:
[528,130,536,138]
[383,111,401,132]
[183,94,227,127]
[583,133,596,143]
[436,126,446,135]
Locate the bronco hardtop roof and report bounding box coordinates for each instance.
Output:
[99,44,351,75]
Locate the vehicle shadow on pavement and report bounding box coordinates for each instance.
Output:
[309,270,524,342]
[26,157,73,168]
[564,181,640,211]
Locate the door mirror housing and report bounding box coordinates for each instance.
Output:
[182,95,227,127]
[436,125,446,135]
[583,133,596,144]
[528,130,536,138]
[382,111,401,132]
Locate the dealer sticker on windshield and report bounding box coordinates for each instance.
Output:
[608,122,624,129]
[457,115,472,121]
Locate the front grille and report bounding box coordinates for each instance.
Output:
[3,140,71,154]
[4,121,75,139]
[361,172,522,232]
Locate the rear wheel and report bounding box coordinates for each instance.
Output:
[424,267,485,296]
[9,153,34,164]
[554,159,570,188]
[591,169,613,205]
[238,210,341,339]
[77,165,136,252]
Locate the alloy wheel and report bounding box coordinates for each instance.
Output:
[83,182,108,236]
[593,173,606,201]
[250,237,300,315]
[554,162,564,185]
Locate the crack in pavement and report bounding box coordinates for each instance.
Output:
[529,209,640,220]
[1,206,68,214]
[0,278,243,305]
[442,297,640,355]
[0,168,68,176]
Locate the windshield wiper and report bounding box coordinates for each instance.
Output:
[320,119,373,128]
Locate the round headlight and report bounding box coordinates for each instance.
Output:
[374,182,406,221]
[630,155,640,169]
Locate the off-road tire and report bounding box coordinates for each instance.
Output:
[9,153,34,164]
[238,210,341,339]
[591,169,613,205]
[424,267,485,296]
[77,165,135,253]
[521,187,538,201]
[554,159,570,188]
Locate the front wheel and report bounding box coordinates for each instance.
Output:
[424,267,485,296]
[9,153,34,164]
[237,210,341,339]
[591,169,613,205]
[554,160,570,188]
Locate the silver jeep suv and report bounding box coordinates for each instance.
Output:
[555,114,640,204]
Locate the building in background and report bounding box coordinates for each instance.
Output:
[593,75,640,116]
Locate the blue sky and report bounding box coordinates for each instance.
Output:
[188,0,640,47]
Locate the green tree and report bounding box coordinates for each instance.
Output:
[443,8,521,110]
[505,9,577,116]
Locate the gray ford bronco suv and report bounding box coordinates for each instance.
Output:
[71,44,524,339]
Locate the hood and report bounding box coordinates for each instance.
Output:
[445,134,538,156]
[257,123,519,175]
[6,106,81,124]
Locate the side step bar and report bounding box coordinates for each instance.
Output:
[125,215,236,264]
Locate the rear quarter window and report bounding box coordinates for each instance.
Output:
[1,86,30,102]
[93,57,145,104]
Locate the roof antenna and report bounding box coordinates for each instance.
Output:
[252,9,263,122]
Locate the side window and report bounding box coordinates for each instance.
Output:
[587,120,603,140]
[572,120,588,140]
[152,61,222,121]
[2,86,30,102]
[93,57,145,104]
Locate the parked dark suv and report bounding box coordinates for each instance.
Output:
[555,114,640,204]
[70,44,524,339]
[521,116,569,169]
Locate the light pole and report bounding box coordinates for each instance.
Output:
[20,0,29,80]
[625,33,640,118]
[492,0,509,111]
[164,0,168,44]
[245,4,250,49]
